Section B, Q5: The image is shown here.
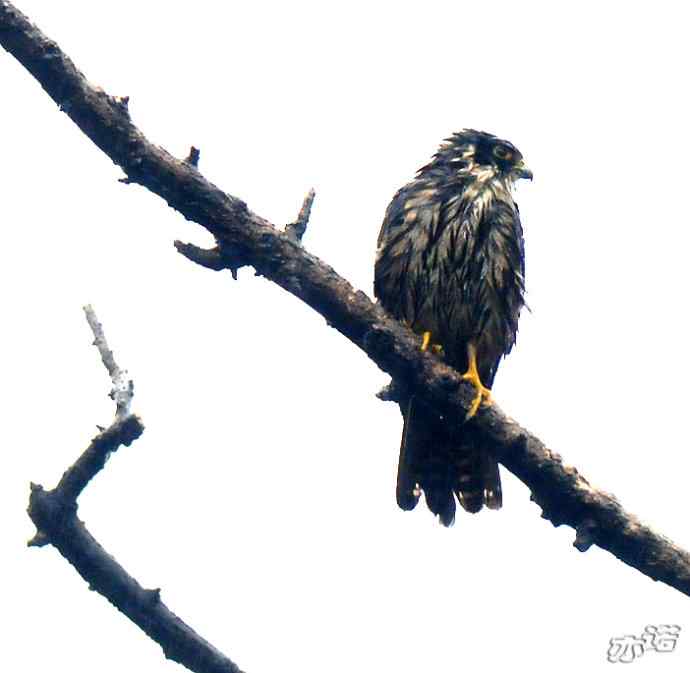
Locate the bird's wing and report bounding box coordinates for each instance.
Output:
[374,181,452,329]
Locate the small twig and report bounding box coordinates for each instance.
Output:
[84,304,133,419]
[285,188,315,242]
[174,241,225,270]
[185,146,200,167]
[174,240,247,279]
[114,95,130,116]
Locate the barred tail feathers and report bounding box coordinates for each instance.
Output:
[396,396,502,525]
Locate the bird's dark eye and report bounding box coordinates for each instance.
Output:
[493,145,512,160]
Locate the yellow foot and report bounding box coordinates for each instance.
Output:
[461,374,492,419]
[420,331,444,356]
[461,343,492,420]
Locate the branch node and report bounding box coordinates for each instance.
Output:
[285,188,316,242]
[574,518,598,552]
[27,531,49,547]
[363,323,395,358]
[174,240,248,279]
[174,240,225,270]
[377,380,402,403]
[146,588,162,605]
[113,95,130,116]
[184,146,200,167]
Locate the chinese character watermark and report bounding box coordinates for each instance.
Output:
[607,625,681,663]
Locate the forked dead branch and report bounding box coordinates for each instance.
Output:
[3,2,689,670]
[27,307,244,673]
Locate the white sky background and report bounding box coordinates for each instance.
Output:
[3,1,690,671]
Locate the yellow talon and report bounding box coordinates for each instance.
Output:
[461,342,492,420]
[420,331,432,352]
[420,331,444,358]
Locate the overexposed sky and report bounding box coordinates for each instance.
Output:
[3,1,690,671]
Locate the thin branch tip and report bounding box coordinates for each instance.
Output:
[83,304,134,416]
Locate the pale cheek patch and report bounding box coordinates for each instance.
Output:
[458,165,497,208]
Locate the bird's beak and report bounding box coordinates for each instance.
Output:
[514,160,533,181]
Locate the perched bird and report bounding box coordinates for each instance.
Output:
[374,129,531,525]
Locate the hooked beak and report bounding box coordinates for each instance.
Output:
[514,160,533,181]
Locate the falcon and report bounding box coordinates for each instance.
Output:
[374,129,532,525]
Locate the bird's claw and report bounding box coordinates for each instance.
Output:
[462,376,492,420]
[461,342,492,420]
[420,331,444,356]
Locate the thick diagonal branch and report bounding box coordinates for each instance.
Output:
[4,0,690,599]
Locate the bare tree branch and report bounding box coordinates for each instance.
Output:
[4,0,690,608]
[26,307,245,673]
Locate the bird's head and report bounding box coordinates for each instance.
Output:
[437,129,533,183]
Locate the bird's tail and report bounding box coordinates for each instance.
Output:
[396,396,502,526]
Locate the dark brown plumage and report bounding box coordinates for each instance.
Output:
[375,129,531,525]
